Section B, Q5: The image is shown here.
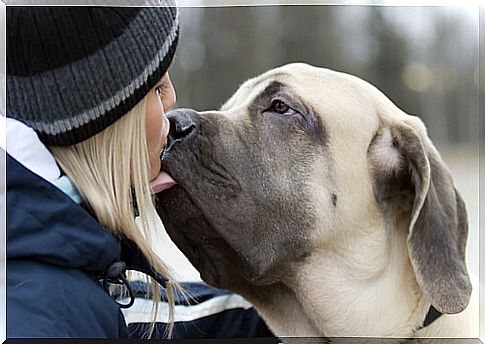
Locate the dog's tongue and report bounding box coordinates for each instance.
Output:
[150,171,177,193]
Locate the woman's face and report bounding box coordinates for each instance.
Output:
[145,73,176,182]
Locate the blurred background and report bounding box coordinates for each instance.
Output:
[170,6,479,146]
[160,5,480,287]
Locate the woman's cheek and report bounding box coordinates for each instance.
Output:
[150,156,161,181]
[162,115,170,145]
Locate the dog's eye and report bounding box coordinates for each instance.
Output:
[271,99,290,114]
[268,99,300,117]
[263,98,300,118]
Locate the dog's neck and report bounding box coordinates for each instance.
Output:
[250,216,433,337]
[295,221,431,337]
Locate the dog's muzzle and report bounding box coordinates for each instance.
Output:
[165,110,197,151]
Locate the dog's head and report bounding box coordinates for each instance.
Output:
[155,63,471,314]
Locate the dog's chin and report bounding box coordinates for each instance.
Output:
[155,185,256,290]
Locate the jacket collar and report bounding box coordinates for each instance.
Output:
[4,117,61,182]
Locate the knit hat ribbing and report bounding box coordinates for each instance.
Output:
[7,5,179,145]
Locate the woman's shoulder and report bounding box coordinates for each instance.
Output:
[7,153,121,273]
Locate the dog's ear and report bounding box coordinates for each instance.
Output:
[368,120,471,314]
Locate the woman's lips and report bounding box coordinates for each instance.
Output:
[150,171,177,193]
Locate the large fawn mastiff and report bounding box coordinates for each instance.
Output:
[156,63,477,339]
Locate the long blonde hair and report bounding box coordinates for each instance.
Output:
[50,96,178,338]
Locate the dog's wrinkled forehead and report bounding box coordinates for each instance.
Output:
[220,73,289,112]
[220,64,332,110]
[222,63,383,147]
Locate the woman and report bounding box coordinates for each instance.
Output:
[6,5,272,339]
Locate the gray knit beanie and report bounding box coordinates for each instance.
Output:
[7,4,179,145]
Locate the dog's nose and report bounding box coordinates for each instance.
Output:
[166,110,197,149]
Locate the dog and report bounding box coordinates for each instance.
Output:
[155,63,478,339]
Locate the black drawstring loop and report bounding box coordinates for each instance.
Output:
[103,261,135,309]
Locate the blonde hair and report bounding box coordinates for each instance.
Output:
[50,96,179,338]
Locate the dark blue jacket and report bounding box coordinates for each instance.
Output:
[7,154,273,339]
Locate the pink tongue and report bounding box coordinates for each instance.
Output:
[150,171,177,193]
